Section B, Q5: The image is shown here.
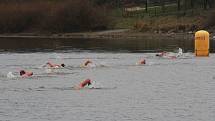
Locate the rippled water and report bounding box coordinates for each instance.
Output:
[0,52,215,121]
[1,35,215,53]
[0,36,196,53]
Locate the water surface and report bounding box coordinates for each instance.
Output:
[0,37,197,52]
[0,37,215,120]
[0,52,215,121]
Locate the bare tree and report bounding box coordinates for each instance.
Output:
[145,0,148,12]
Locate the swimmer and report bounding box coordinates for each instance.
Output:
[167,48,183,59]
[136,58,146,65]
[20,70,33,77]
[156,51,174,59]
[81,60,96,68]
[45,62,65,68]
[84,60,92,66]
[156,48,183,59]
[156,51,167,57]
[74,79,92,90]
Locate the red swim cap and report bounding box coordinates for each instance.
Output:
[85,79,91,82]
[80,79,92,87]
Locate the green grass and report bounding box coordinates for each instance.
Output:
[121,4,179,17]
[112,17,140,29]
[110,4,214,30]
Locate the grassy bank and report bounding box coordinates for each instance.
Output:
[111,6,215,33]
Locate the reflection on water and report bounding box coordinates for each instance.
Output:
[0,36,215,53]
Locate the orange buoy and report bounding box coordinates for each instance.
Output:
[195,30,210,56]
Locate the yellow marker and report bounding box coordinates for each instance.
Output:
[195,30,210,56]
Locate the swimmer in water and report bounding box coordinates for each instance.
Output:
[20,70,33,77]
[156,51,176,59]
[81,60,95,68]
[156,51,167,57]
[136,58,146,65]
[84,60,92,66]
[74,79,92,90]
[156,48,183,59]
[45,62,65,68]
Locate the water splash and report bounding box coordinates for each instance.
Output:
[6,72,16,78]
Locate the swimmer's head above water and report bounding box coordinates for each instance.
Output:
[61,64,65,67]
[156,54,160,57]
[20,70,33,77]
[20,70,26,76]
[76,79,92,89]
[46,62,65,68]
[136,58,146,65]
[84,60,92,66]
[156,51,167,57]
[140,59,146,64]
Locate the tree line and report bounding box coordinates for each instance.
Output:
[0,0,110,33]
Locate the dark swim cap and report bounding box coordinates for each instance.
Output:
[88,81,92,86]
[86,79,92,86]
[20,70,26,76]
[61,64,65,67]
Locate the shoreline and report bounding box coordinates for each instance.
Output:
[0,29,213,40]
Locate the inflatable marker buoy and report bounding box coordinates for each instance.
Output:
[195,30,209,56]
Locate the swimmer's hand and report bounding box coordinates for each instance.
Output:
[80,64,85,68]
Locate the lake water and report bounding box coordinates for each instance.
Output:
[0,37,215,121]
[1,36,215,53]
[0,37,196,53]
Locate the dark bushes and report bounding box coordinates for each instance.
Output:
[0,0,110,33]
[204,9,215,29]
[0,1,49,33]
